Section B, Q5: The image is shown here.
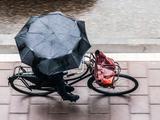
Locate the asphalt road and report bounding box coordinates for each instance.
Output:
[1,0,160,53]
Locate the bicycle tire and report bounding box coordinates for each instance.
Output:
[64,62,90,81]
[87,74,138,96]
[9,75,54,96]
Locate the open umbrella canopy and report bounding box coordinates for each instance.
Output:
[15,12,91,75]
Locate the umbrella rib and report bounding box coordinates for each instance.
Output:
[39,19,63,43]
[27,32,44,35]
[39,20,55,34]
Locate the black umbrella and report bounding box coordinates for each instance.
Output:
[15,12,91,75]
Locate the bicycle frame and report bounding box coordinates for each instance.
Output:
[65,65,93,86]
[9,52,121,90]
[8,52,138,97]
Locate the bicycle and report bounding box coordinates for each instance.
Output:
[8,51,139,96]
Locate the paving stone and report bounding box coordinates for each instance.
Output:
[0,87,10,104]
[48,114,69,120]
[121,69,128,75]
[72,77,88,87]
[117,61,128,69]
[0,70,12,86]
[9,114,28,120]
[0,105,9,120]
[11,88,26,96]
[130,96,149,113]
[0,62,15,70]
[131,78,148,95]
[150,87,160,104]
[68,105,88,120]
[71,87,88,104]
[128,62,148,78]
[151,105,160,120]
[131,114,150,120]
[148,62,160,69]
[88,114,110,120]
[49,98,70,113]
[89,88,102,96]
[10,96,29,113]
[110,96,130,104]
[30,96,49,104]
[148,70,160,86]
[110,105,129,120]
[29,105,49,120]
[89,96,109,113]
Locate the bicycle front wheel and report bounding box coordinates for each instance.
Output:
[9,75,54,96]
[87,74,138,96]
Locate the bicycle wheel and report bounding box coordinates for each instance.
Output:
[87,74,138,96]
[9,75,54,96]
[64,62,89,80]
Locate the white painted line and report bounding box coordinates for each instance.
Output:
[0,53,160,62]
[0,54,20,62]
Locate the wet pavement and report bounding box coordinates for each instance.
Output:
[1,0,160,52]
[1,0,160,40]
[0,0,97,34]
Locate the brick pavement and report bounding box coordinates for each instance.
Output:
[0,61,160,120]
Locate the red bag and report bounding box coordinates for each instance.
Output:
[94,51,116,86]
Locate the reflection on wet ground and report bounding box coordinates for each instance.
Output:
[0,0,97,33]
[0,0,97,29]
[0,0,97,16]
[1,0,160,44]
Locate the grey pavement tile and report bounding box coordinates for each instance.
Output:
[72,77,88,87]
[0,62,15,70]
[68,105,88,120]
[29,105,49,120]
[0,87,10,104]
[9,114,28,120]
[88,114,110,120]
[10,96,29,113]
[110,105,129,120]
[150,87,160,104]
[11,88,26,96]
[130,96,149,114]
[71,87,89,104]
[110,96,130,104]
[121,69,129,75]
[117,61,128,69]
[48,114,69,120]
[131,114,150,120]
[30,96,49,104]
[89,89,102,96]
[128,62,148,78]
[0,105,9,120]
[130,78,148,95]
[89,96,109,114]
[148,62,160,69]
[148,70,160,86]
[49,98,70,113]
[151,105,160,120]
[0,70,12,86]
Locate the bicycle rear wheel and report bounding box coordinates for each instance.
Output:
[87,74,138,96]
[9,75,54,96]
